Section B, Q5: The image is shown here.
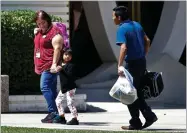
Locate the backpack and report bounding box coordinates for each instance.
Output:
[142,70,164,99]
[53,22,70,48]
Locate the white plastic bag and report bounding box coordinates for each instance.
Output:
[109,66,138,105]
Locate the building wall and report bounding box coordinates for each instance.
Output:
[81,1,186,105]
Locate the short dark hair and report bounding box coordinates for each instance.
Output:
[63,48,72,56]
[33,10,52,27]
[113,6,129,21]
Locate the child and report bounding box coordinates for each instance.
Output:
[52,48,79,125]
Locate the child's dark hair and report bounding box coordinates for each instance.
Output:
[63,48,72,56]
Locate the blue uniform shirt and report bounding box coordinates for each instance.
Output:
[116,19,146,61]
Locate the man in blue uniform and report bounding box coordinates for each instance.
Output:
[112,6,157,130]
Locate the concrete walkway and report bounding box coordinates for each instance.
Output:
[1,103,186,132]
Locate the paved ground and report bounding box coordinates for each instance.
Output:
[1,103,186,132]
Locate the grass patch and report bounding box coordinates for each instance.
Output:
[1,126,172,133]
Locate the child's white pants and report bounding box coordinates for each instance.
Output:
[55,89,78,118]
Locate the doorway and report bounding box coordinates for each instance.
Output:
[69,1,102,78]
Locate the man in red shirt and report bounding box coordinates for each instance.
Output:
[33,10,63,123]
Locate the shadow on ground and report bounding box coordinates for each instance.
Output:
[80,122,109,126]
[2,105,106,114]
[86,104,107,112]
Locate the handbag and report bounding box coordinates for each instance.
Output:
[142,70,164,99]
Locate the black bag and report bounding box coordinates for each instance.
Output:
[142,70,164,99]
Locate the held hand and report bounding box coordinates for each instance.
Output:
[54,63,65,72]
[50,64,57,73]
[56,66,62,72]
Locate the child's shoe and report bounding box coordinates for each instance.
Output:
[52,115,66,124]
[66,118,79,125]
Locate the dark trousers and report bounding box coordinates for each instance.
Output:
[125,57,154,127]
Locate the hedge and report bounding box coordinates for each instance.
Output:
[1,10,65,95]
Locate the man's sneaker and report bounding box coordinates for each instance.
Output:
[41,112,57,123]
[52,115,66,124]
[66,118,79,125]
[142,116,158,129]
[121,125,142,130]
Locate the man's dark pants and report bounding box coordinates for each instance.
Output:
[125,57,155,128]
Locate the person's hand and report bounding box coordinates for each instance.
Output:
[56,66,62,72]
[61,63,66,66]
[118,68,124,76]
[118,66,125,77]
[34,28,41,35]
[50,64,57,73]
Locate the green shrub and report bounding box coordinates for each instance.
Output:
[1,10,65,95]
